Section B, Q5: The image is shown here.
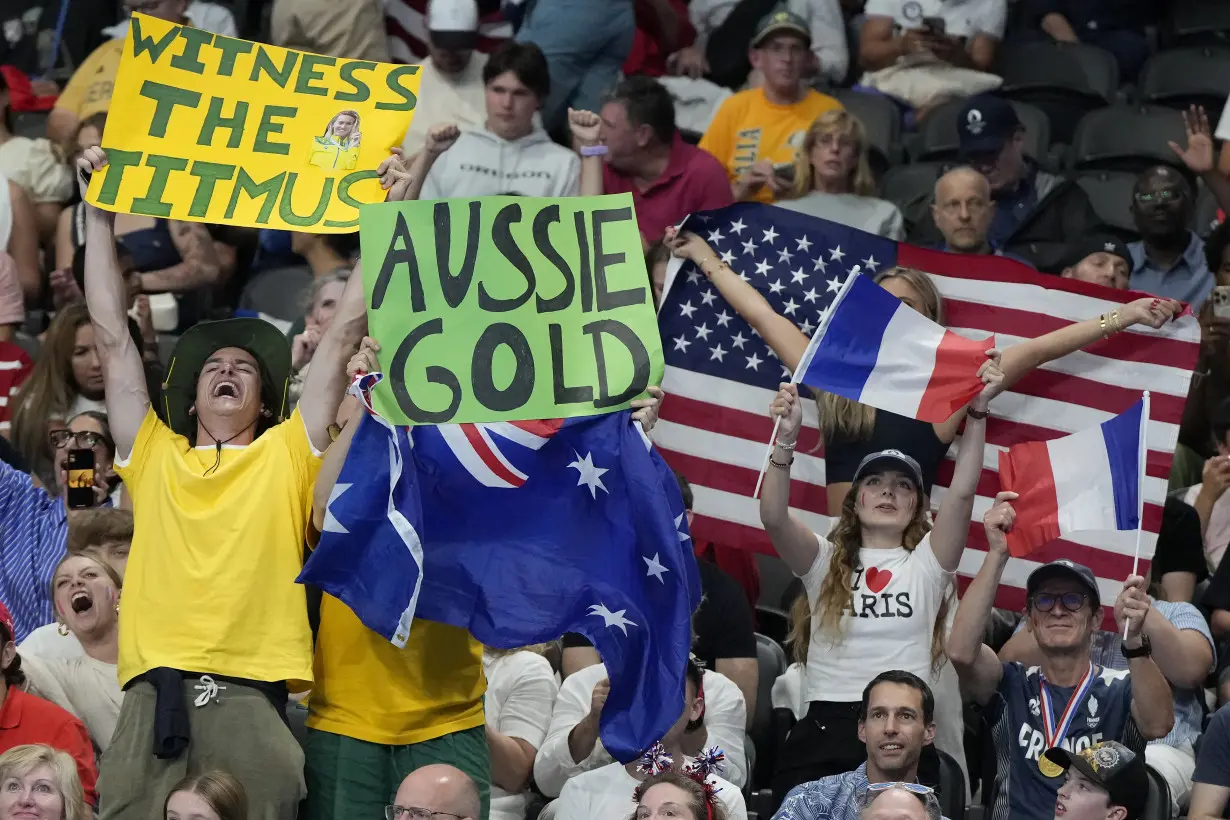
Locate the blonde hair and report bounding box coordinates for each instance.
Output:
[484,642,556,659]
[50,552,123,628]
[0,744,89,820]
[815,481,953,671]
[791,109,877,199]
[785,592,811,664]
[817,268,946,443]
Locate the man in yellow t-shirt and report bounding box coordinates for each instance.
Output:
[75,146,368,820]
[47,0,192,146]
[302,340,489,820]
[699,9,843,204]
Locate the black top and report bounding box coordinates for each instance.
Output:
[563,559,757,669]
[825,409,951,496]
[1150,497,1208,585]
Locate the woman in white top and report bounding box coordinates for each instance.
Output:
[484,646,560,820]
[761,368,1002,805]
[775,108,905,240]
[22,552,122,753]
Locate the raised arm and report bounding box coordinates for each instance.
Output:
[310,350,376,535]
[998,297,1182,388]
[380,124,460,203]
[298,265,368,452]
[665,228,810,369]
[928,351,1003,571]
[137,221,223,292]
[568,108,604,198]
[1117,577,1175,740]
[77,148,150,458]
[760,383,821,577]
[947,493,1016,705]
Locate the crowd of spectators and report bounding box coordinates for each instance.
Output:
[0,0,1228,819]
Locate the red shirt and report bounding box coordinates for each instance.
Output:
[0,342,33,438]
[0,687,98,805]
[623,0,695,77]
[602,137,734,243]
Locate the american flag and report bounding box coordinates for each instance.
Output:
[654,203,1201,624]
[384,0,512,64]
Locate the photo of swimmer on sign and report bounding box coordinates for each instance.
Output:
[359,194,666,426]
[83,13,421,231]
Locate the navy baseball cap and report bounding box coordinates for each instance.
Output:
[1025,560,1101,611]
[852,449,924,490]
[958,95,1022,158]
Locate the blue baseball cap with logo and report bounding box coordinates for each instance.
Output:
[958,94,1022,159]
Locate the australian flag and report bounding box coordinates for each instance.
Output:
[299,387,702,762]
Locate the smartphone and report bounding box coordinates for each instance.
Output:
[66,448,96,509]
[922,16,947,34]
[773,162,797,183]
[1215,286,1230,320]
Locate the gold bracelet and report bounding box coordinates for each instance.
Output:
[1111,308,1123,335]
[1100,313,1110,339]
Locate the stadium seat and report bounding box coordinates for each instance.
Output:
[879,162,946,234]
[936,749,967,820]
[913,98,1052,166]
[1139,48,1230,112]
[238,266,315,323]
[1164,0,1230,48]
[1069,106,1188,175]
[832,89,903,172]
[751,633,788,789]
[1074,171,1143,241]
[1143,764,1172,820]
[994,41,1119,144]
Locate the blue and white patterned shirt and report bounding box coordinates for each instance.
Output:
[1090,600,1214,750]
[773,763,951,820]
[0,458,67,641]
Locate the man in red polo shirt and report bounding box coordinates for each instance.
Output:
[596,75,732,244]
[0,602,97,804]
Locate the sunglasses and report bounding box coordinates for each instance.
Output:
[49,430,107,450]
[1030,592,1088,613]
[867,783,934,796]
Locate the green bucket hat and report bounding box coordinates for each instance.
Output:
[161,318,293,441]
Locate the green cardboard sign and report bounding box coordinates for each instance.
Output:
[360,194,665,425]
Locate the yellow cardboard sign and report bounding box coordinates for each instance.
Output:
[85,14,420,232]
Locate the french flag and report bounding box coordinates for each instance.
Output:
[797,271,994,423]
[998,396,1148,558]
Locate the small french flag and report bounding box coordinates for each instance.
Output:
[998,396,1149,558]
[797,272,994,423]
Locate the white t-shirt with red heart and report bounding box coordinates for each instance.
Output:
[800,532,953,703]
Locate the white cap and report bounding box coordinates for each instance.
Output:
[427,0,479,33]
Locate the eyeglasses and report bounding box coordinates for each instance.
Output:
[1030,592,1088,613]
[384,807,467,820]
[763,41,808,58]
[1134,189,1181,205]
[49,430,107,450]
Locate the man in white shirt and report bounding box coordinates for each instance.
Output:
[401,0,490,157]
[544,659,747,820]
[102,0,236,39]
[533,660,748,796]
[859,0,1005,82]
[416,40,580,198]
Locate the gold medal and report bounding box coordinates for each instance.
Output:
[1038,755,1064,778]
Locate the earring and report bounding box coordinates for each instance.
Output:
[57,623,69,637]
